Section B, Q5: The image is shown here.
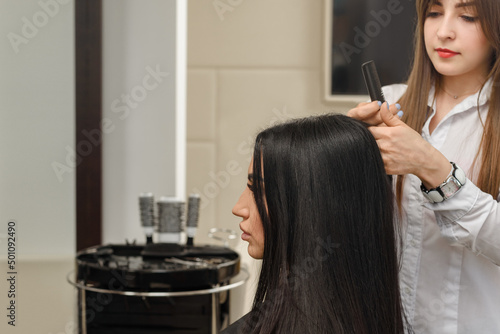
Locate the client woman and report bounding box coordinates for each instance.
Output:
[224,114,407,333]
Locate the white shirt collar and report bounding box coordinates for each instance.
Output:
[428,77,492,111]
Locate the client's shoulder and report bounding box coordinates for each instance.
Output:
[220,312,250,334]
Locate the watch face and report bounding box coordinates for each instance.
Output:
[441,177,461,198]
[421,163,466,203]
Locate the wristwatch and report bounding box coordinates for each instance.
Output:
[420,162,466,203]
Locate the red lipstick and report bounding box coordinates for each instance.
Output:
[436,48,459,58]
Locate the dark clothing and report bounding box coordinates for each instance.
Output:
[220,313,250,334]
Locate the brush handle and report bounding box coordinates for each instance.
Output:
[361,60,393,180]
[361,60,386,103]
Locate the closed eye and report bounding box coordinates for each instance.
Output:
[247,173,263,192]
[461,15,477,23]
[426,11,441,18]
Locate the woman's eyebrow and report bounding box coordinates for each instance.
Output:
[432,1,476,8]
[456,2,477,8]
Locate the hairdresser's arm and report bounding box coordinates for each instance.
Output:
[371,104,500,266]
[428,179,500,266]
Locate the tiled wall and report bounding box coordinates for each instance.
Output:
[186,0,357,323]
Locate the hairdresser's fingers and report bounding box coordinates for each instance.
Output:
[347,101,383,125]
[380,102,404,128]
[369,117,435,177]
[388,102,402,116]
[369,103,414,175]
[348,101,401,126]
[346,101,378,118]
[369,125,416,175]
[378,103,402,127]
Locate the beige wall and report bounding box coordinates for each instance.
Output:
[0,0,76,333]
[186,0,355,323]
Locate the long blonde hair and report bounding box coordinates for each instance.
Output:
[397,0,500,206]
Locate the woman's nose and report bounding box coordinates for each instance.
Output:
[232,192,247,218]
[436,16,456,40]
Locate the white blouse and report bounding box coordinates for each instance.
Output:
[383,81,500,334]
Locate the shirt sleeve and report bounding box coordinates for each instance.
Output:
[382,84,408,104]
[424,179,500,266]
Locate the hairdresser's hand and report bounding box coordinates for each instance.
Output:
[347,101,401,126]
[369,103,451,188]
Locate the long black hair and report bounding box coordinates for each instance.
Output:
[242,114,406,333]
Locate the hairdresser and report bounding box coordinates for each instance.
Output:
[348,0,500,333]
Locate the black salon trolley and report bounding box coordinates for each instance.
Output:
[67,243,248,334]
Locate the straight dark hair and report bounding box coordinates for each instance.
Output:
[242,114,407,333]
